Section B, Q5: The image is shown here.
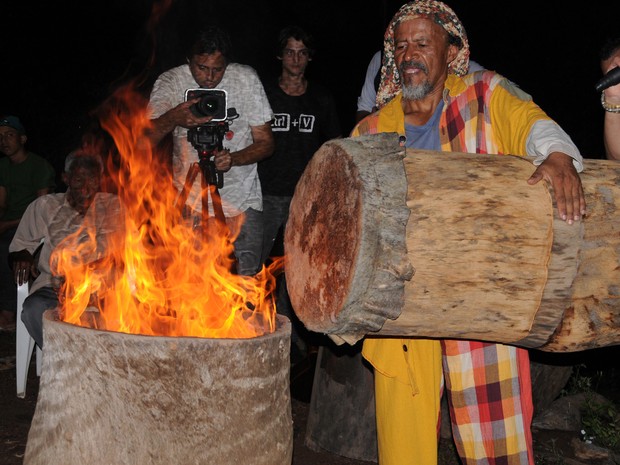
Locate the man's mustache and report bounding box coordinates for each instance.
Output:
[399,60,428,74]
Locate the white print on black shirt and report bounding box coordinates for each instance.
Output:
[272,113,315,132]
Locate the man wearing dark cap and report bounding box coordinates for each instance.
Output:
[352,1,585,464]
[0,115,56,330]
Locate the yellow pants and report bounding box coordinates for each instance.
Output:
[364,338,443,465]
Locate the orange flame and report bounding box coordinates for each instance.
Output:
[51,86,280,338]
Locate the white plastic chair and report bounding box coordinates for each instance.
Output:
[16,281,42,398]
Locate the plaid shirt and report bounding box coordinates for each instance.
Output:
[353,71,549,159]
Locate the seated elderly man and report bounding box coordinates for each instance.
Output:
[9,149,122,349]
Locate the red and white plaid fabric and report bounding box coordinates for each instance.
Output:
[442,340,534,464]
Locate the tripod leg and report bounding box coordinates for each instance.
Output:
[175,162,201,215]
[200,171,227,234]
[209,185,226,225]
[194,168,237,273]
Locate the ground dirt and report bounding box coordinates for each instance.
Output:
[1,329,618,465]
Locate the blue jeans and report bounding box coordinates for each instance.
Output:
[261,195,312,358]
[261,195,292,264]
[229,207,263,276]
[21,286,58,349]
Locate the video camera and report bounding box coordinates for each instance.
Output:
[185,88,228,121]
[184,88,238,189]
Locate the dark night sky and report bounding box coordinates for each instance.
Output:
[1,0,619,175]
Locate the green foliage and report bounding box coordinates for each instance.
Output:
[561,364,590,396]
[563,365,620,452]
[581,394,620,450]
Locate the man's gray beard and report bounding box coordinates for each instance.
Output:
[402,81,433,101]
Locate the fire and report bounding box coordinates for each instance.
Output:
[51,86,280,338]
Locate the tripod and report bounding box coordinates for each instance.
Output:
[176,122,231,238]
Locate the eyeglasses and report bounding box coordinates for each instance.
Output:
[283,48,310,58]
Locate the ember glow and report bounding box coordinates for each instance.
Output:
[51,86,279,338]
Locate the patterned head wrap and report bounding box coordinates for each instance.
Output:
[376,0,470,108]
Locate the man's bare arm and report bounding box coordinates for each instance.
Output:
[231,123,275,166]
[527,152,586,224]
[213,123,275,172]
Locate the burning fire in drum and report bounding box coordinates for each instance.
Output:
[51,87,279,340]
[24,87,292,464]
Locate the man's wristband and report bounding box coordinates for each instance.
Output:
[601,92,620,113]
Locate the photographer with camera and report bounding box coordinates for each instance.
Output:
[147,25,274,277]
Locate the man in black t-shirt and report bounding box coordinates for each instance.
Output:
[258,25,341,361]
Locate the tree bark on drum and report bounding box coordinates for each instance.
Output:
[284,134,620,352]
[24,311,293,465]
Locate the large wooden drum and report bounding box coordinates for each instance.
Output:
[284,134,620,352]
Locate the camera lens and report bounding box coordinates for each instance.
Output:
[197,95,220,116]
[187,89,226,119]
